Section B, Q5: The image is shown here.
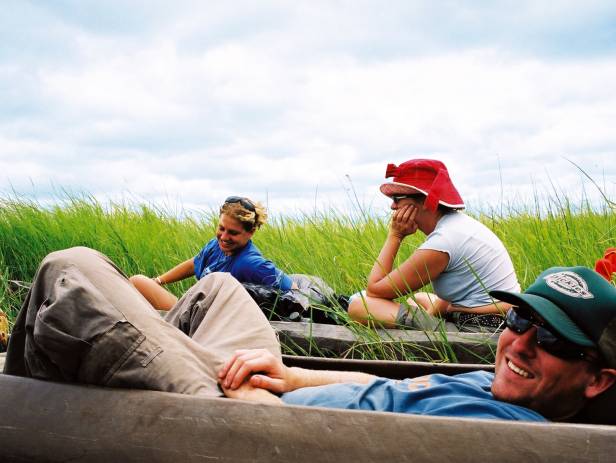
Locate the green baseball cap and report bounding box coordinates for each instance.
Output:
[490,266,616,367]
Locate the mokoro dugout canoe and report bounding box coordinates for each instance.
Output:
[272,321,499,363]
[0,353,614,462]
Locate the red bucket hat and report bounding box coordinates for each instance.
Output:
[380,159,465,211]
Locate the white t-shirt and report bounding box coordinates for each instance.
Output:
[418,212,520,307]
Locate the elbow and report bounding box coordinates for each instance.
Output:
[365,281,378,296]
[365,283,389,299]
[366,278,412,299]
[366,291,390,300]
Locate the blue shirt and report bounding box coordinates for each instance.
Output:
[281,371,546,421]
[193,239,293,291]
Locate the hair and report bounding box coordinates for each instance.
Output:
[438,204,459,215]
[219,199,267,232]
[403,193,459,215]
[586,350,607,373]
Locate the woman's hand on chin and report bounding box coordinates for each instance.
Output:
[390,204,419,238]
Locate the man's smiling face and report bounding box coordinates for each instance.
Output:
[491,322,599,420]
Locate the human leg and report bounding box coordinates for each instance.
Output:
[164,272,281,367]
[347,292,400,327]
[347,291,446,331]
[4,247,244,396]
[411,292,451,316]
[129,274,178,310]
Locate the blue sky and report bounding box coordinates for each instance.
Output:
[1,1,616,216]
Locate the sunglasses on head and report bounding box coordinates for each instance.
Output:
[505,307,596,362]
[224,196,256,212]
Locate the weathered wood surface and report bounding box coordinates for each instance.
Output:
[1,372,614,463]
[2,319,498,373]
[271,321,498,363]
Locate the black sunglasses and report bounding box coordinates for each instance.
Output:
[391,194,417,204]
[224,196,256,212]
[505,307,595,362]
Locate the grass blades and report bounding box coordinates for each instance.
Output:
[1,192,614,363]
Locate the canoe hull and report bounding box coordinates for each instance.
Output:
[1,360,614,462]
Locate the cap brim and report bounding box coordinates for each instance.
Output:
[490,290,596,347]
[379,182,465,209]
[380,182,427,197]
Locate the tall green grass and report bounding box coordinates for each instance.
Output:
[1,193,614,362]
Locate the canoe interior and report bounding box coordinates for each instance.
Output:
[283,354,493,378]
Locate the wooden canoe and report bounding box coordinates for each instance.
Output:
[271,321,499,363]
[0,352,614,462]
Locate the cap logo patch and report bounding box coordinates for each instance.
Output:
[544,272,594,299]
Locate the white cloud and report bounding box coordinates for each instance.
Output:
[1,1,615,217]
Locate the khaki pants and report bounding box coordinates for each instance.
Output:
[4,247,280,397]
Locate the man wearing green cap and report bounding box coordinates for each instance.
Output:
[219,266,616,422]
[487,267,616,420]
[5,248,616,422]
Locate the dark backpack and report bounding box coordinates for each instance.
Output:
[242,274,345,324]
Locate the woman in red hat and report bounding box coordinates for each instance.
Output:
[347,159,520,331]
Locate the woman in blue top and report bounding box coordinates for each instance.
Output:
[130,196,294,310]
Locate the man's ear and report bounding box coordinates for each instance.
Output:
[585,368,616,399]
